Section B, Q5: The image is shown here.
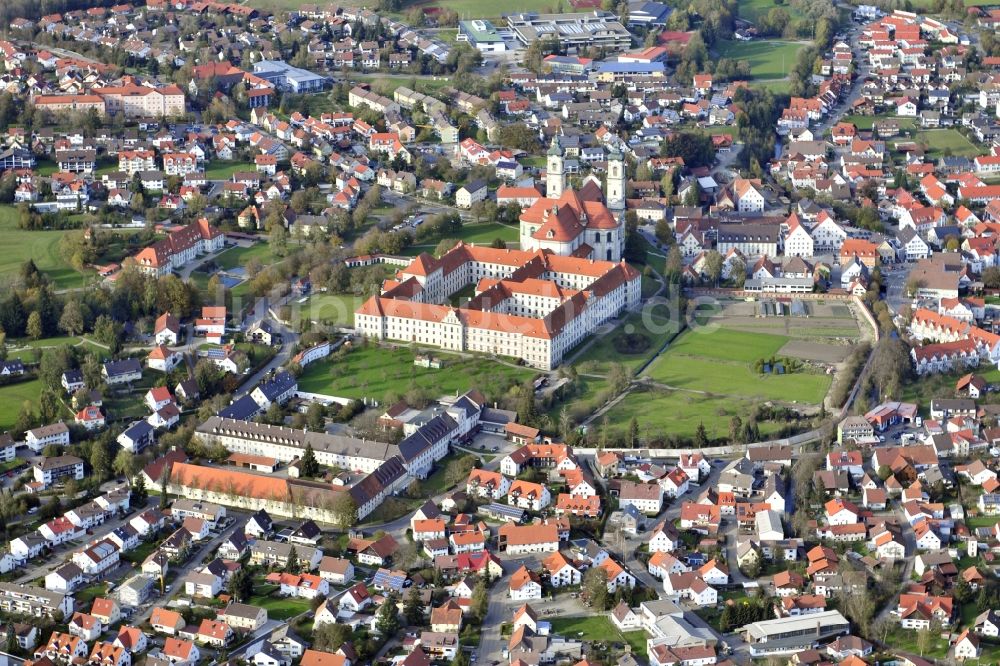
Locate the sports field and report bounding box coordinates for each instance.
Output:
[914,129,981,158]
[645,327,833,405]
[0,205,91,289]
[296,343,536,404]
[717,39,806,80]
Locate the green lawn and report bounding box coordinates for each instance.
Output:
[648,350,831,403]
[666,327,787,363]
[0,379,43,431]
[403,222,520,256]
[602,387,785,441]
[913,129,981,158]
[75,583,108,605]
[748,79,792,94]
[302,293,364,327]
[644,328,831,404]
[351,73,454,98]
[550,616,645,656]
[965,515,1000,529]
[203,161,257,180]
[248,593,313,620]
[840,115,917,131]
[716,40,806,80]
[214,243,273,270]
[297,343,536,405]
[883,627,950,659]
[574,308,680,375]
[738,0,803,23]
[121,539,160,564]
[0,205,93,289]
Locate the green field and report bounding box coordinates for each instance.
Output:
[602,387,785,440]
[302,293,364,327]
[574,308,680,375]
[0,205,92,289]
[248,590,313,620]
[840,115,917,131]
[0,379,43,431]
[214,243,273,270]
[667,327,787,363]
[913,129,981,158]
[403,222,520,256]
[549,616,646,656]
[645,328,832,404]
[738,0,803,23]
[297,343,536,404]
[203,161,257,180]
[717,40,806,80]
[351,73,454,98]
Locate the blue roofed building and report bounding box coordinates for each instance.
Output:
[595,61,666,81]
[627,0,672,26]
[252,60,329,93]
[219,394,263,421]
[251,371,298,409]
[117,420,156,454]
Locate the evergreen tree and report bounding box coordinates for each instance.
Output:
[287,546,301,574]
[131,474,148,507]
[300,443,320,478]
[403,586,425,625]
[376,593,400,637]
[694,422,709,447]
[471,579,489,621]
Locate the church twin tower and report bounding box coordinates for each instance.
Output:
[546,135,626,212]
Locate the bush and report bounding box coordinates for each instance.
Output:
[612,332,651,355]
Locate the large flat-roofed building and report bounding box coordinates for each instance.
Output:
[506,11,632,52]
[743,610,850,656]
[252,60,329,93]
[458,20,508,52]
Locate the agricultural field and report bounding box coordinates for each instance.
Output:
[403,222,520,256]
[716,39,806,80]
[296,343,537,404]
[0,205,92,289]
[913,129,982,158]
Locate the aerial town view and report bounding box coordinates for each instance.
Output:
[1,0,1000,664]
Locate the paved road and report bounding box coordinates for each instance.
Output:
[233,306,299,400]
[134,516,247,624]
